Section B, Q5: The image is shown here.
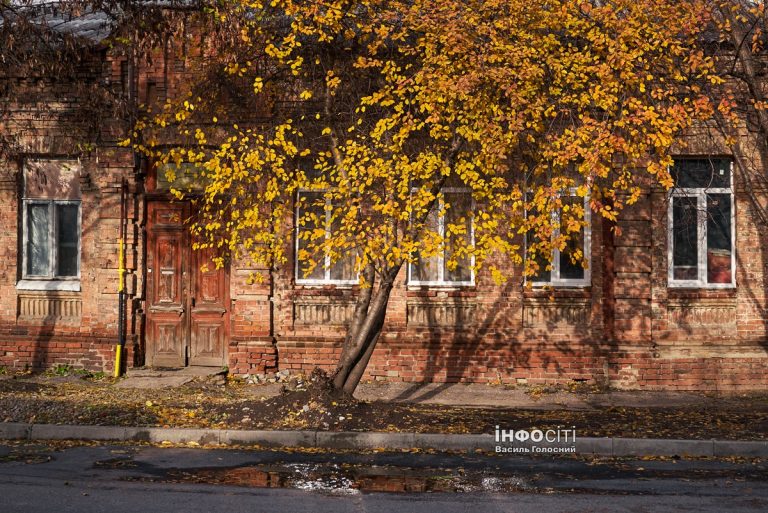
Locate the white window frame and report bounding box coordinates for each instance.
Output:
[407,187,475,287]
[294,190,358,286]
[528,190,592,288]
[667,159,735,289]
[20,199,82,281]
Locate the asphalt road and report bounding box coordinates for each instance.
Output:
[1,442,767,512]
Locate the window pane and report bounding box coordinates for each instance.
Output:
[671,159,730,189]
[27,203,50,276]
[528,228,551,283]
[531,252,552,282]
[296,192,326,281]
[329,210,356,281]
[56,204,79,277]
[443,192,472,282]
[559,234,585,280]
[707,194,732,284]
[558,197,585,280]
[412,205,440,282]
[329,257,356,281]
[672,196,699,280]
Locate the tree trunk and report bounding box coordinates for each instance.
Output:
[331,264,376,390]
[341,283,391,394]
[331,265,399,394]
[329,148,453,393]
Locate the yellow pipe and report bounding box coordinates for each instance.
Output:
[118,237,125,293]
[114,237,125,378]
[114,344,122,378]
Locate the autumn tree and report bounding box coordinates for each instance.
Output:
[705,1,768,223]
[132,0,719,394]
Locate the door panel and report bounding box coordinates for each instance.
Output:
[146,203,187,367]
[189,246,229,366]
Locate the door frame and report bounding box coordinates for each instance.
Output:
[144,196,230,368]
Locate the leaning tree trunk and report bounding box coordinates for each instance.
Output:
[331,263,401,394]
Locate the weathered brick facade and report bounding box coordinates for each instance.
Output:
[0,48,144,374]
[2,29,768,391]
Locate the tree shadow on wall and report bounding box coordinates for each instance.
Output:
[391,275,615,403]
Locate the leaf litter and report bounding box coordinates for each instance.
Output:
[0,369,766,440]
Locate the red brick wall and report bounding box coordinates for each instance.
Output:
[0,51,143,373]
[257,181,768,391]
[3,41,768,393]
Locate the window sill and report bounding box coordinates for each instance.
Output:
[530,283,591,288]
[16,280,81,292]
[294,281,359,289]
[406,282,475,289]
[667,283,736,290]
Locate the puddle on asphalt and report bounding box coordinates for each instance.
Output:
[124,462,534,494]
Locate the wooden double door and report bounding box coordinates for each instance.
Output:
[145,201,229,367]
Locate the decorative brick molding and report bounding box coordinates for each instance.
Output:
[406,301,477,327]
[293,298,355,326]
[666,299,737,327]
[523,298,590,327]
[17,293,82,321]
[654,343,768,359]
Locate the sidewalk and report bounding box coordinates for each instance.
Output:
[1,370,767,457]
[118,368,732,410]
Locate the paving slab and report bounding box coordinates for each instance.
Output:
[115,367,225,389]
[352,382,723,409]
[114,376,196,389]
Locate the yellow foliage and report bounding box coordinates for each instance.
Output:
[132,0,718,283]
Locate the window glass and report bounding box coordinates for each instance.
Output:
[412,205,441,282]
[528,194,589,286]
[410,190,473,285]
[559,235,585,280]
[296,191,326,281]
[56,204,79,277]
[672,196,699,281]
[558,196,585,280]
[329,209,356,281]
[671,158,730,189]
[27,204,50,276]
[443,191,472,283]
[707,193,732,284]
[528,231,552,283]
[296,191,356,283]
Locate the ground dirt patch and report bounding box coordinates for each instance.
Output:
[0,371,766,440]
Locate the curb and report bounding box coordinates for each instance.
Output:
[1,422,767,457]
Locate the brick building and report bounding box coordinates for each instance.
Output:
[1,7,767,391]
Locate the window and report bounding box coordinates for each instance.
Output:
[23,201,81,279]
[528,192,591,287]
[408,189,474,286]
[668,158,734,288]
[19,160,82,290]
[295,191,357,285]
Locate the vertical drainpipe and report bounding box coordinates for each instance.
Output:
[115,179,127,377]
[115,49,138,378]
